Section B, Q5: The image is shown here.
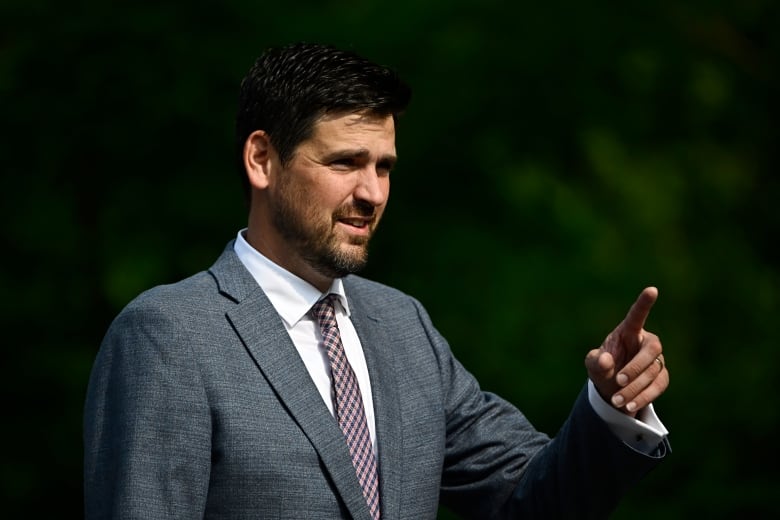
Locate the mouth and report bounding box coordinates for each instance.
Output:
[333,202,378,238]
[337,217,372,230]
[336,217,375,239]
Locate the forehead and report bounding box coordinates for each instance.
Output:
[307,111,396,149]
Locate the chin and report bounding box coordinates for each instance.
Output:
[330,247,369,276]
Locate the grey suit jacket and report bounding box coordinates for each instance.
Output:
[84,242,668,519]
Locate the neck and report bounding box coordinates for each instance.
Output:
[244,223,334,293]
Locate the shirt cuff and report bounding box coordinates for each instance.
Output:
[587,380,669,454]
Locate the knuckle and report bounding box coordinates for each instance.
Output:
[645,335,662,356]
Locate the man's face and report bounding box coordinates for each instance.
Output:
[265,112,396,283]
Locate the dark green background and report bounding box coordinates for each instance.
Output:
[2,1,777,517]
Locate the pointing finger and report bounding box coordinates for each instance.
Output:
[622,287,658,335]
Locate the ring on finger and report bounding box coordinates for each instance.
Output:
[654,355,665,370]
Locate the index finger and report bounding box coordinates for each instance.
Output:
[622,286,659,334]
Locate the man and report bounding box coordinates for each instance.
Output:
[84,42,669,519]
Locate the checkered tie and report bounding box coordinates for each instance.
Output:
[312,295,380,520]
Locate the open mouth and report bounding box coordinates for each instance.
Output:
[338,218,370,229]
[335,216,375,239]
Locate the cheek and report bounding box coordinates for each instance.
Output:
[284,176,336,210]
[324,180,364,208]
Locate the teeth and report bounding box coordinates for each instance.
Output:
[342,219,365,228]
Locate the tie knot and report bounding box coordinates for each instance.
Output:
[311,294,339,330]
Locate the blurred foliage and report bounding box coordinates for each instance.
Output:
[1,0,778,518]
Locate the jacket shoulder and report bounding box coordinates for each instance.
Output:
[343,275,414,304]
[116,270,219,317]
[104,270,227,341]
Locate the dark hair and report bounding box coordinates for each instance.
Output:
[235,42,412,199]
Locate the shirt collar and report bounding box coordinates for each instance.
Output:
[233,229,350,327]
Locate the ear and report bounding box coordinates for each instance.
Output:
[243,130,274,190]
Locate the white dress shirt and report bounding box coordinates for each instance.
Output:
[234,230,377,453]
[587,381,668,453]
[234,230,668,457]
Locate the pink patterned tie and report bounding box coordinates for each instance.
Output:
[312,295,380,520]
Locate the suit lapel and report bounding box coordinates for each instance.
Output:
[209,245,372,520]
[347,281,403,520]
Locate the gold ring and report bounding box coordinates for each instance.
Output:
[655,355,664,370]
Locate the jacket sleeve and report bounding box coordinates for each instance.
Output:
[83,299,212,519]
[411,298,668,519]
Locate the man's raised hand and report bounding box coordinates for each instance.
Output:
[585,287,669,417]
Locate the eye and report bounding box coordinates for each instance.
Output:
[377,159,395,176]
[330,157,357,170]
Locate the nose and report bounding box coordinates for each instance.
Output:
[353,167,389,207]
